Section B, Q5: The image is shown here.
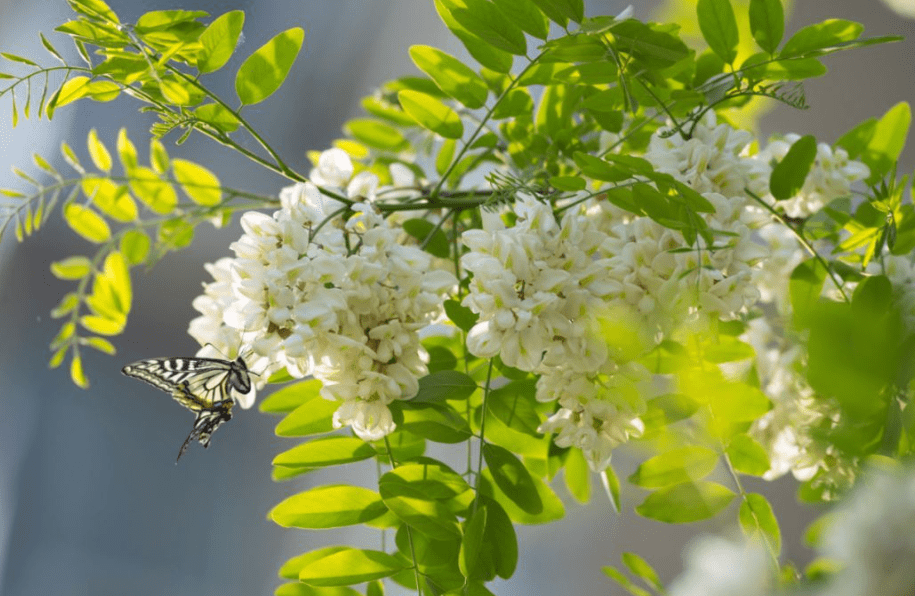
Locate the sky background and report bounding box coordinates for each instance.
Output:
[0,1,913,595]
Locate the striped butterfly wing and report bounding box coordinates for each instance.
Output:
[122,356,251,460]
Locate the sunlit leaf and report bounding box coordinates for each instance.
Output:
[197,10,244,73]
[270,485,388,528]
[64,203,110,243]
[235,27,304,105]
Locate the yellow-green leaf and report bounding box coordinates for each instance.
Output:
[71,353,89,388]
[129,166,178,214]
[55,76,91,108]
[398,90,463,139]
[80,314,124,336]
[117,128,138,171]
[51,255,92,280]
[270,485,388,529]
[87,128,112,172]
[235,27,304,106]
[197,10,244,73]
[408,45,488,109]
[83,336,116,355]
[102,251,131,315]
[64,203,111,243]
[81,177,137,222]
[120,229,150,265]
[172,158,222,205]
[150,139,169,174]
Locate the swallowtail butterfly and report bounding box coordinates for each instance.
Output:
[121,355,252,461]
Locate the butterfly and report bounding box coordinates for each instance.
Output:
[121,355,253,461]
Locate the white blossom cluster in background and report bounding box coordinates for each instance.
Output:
[667,465,915,596]
[189,149,456,440]
[187,111,877,471]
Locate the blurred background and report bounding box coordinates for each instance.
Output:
[0,1,912,594]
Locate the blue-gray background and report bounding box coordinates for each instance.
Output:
[0,1,912,595]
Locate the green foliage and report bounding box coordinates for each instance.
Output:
[3,0,914,594]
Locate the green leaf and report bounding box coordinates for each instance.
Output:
[459,506,489,580]
[172,159,222,206]
[51,256,92,280]
[129,166,178,214]
[86,128,112,172]
[483,444,542,514]
[398,402,472,443]
[99,251,131,315]
[278,547,353,581]
[378,469,463,540]
[409,45,488,109]
[402,218,450,258]
[573,151,628,182]
[343,119,408,150]
[601,466,621,513]
[443,299,477,332]
[55,76,91,108]
[298,549,410,587]
[80,314,124,336]
[116,128,137,171]
[789,258,827,326]
[397,90,463,139]
[602,566,653,596]
[697,0,739,64]
[450,0,527,56]
[40,32,66,64]
[197,10,244,73]
[149,139,169,174]
[862,102,911,184]
[83,336,116,355]
[275,581,361,596]
[702,335,755,363]
[477,496,517,579]
[628,446,719,488]
[780,19,864,59]
[609,20,690,68]
[492,0,550,39]
[120,230,150,265]
[81,178,137,222]
[70,353,89,388]
[194,103,240,133]
[726,433,771,476]
[157,218,194,249]
[413,370,477,403]
[486,380,542,440]
[563,446,590,503]
[270,485,387,529]
[64,203,110,243]
[235,27,304,106]
[85,80,120,102]
[635,481,735,523]
[491,88,533,120]
[739,493,782,554]
[621,552,664,592]
[749,0,784,54]
[273,436,376,468]
[51,293,80,319]
[479,468,564,524]
[260,378,323,414]
[549,175,586,192]
[434,0,514,73]
[70,0,119,23]
[770,134,817,200]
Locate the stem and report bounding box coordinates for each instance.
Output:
[721,449,782,572]
[471,359,496,516]
[382,435,423,595]
[745,188,849,302]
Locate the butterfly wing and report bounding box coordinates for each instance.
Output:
[122,356,249,459]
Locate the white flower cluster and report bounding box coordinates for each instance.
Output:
[755,134,869,218]
[460,195,648,470]
[188,149,455,441]
[816,465,915,596]
[667,535,774,596]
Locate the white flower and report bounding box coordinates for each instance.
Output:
[818,466,915,596]
[309,148,354,188]
[754,134,869,218]
[187,160,457,435]
[668,535,773,596]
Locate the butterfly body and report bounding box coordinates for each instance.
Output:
[122,355,252,461]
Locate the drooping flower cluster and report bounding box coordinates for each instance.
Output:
[189,149,455,440]
[667,535,774,596]
[460,195,650,470]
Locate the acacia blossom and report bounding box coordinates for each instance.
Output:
[188,150,455,440]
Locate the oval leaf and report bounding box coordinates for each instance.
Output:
[636,481,735,523]
[172,158,222,206]
[197,10,244,73]
[739,493,781,554]
[770,134,817,200]
[398,90,463,139]
[270,485,388,528]
[697,0,739,64]
[235,27,304,106]
[273,436,376,468]
[628,446,719,489]
[409,45,488,109]
[64,203,110,243]
[298,548,410,587]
